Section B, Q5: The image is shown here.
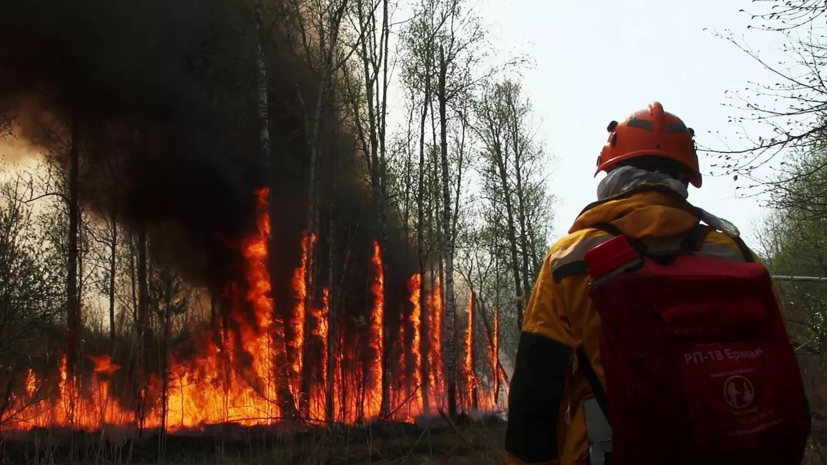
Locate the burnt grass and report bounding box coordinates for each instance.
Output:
[0,415,508,464]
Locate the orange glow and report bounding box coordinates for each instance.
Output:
[291,231,316,400]
[366,241,384,419]
[492,306,500,408]
[0,190,501,435]
[309,288,329,420]
[428,279,444,410]
[463,295,476,411]
[407,274,423,416]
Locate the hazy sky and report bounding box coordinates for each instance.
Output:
[474,0,785,244]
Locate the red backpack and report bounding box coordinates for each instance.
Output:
[577,223,811,465]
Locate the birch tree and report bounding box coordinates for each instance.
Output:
[253,0,298,419]
[474,80,552,338]
[400,0,446,414]
[343,0,395,417]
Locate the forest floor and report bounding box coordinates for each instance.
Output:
[0,417,507,464]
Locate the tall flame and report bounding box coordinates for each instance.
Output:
[0,189,502,434]
[463,295,476,411]
[492,306,500,408]
[407,274,423,416]
[291,232,314,399]
[428,279,444,409]
[366,241,384,419]
[309,288,329,420]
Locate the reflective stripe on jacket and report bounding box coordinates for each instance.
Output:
[504,188,783,465]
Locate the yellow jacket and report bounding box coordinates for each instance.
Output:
[504,188,772,465]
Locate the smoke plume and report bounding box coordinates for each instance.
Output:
[0,0,415,300]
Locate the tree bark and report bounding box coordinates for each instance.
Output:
[136,225,149,433]
[253,0,298,419]
[108,208,118,344]
[438,45,457,419]
[490,127,523,334]
[254,0,271,157]
[508,89,534,304]
[325,207,336,422]
[416,60,432,415]
[301,0,348,416]
[67,115,81,377]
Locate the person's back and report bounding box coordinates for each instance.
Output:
[504,102,811,465]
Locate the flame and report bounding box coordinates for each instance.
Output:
[463,295,476,411]
[396,302,406,415]
[492,306,500,408]
[428,279,444,410]
[309,288,329,420]
[407,274,423,416]
[366,241,384,419]
[0,188,501,435]
[291,231,315,400]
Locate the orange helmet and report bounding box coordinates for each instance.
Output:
[595,102,702,188]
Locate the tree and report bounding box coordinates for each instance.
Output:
[253,0,300,420]
[712,1,827,203]
[0,178,63,427]
[400,0,444,414]
[343,0,392,417]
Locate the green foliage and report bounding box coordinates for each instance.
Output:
[760,148,827,362]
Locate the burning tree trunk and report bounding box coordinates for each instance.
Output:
[492,303,500,405]
[415,48,432,416]
[253,0,297,419]
[136,225,149,432]
[368,241,385,419]
[437,44,457,419]
[67,115,81,379]
[407,274,424,416]
[300,0,349,417]
[351,0,392,418]
[377,0,392,420]
[325,182,337,423]
[475,293,508,405]
[429,272,444,410]
[464,292,477,412]
[296,232,311,414]
[160,275,172,441]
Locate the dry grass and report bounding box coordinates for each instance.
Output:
[0,419,507,464]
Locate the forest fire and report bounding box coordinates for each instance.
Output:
[366,241,385,419]
[0,189,499,436]
[428,280,445,410]
[464,296,477,410]
[407,274,424,416]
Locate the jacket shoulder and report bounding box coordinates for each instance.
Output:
[548,229,614,283]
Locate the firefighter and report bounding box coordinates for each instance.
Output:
[504,102,806,465]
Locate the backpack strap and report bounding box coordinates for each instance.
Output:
[732,236,756,263]
[681,222,756,263]
[552,224,639,283]
[679,223,714,253]
[577,346,611,426]
[593,223,648,255]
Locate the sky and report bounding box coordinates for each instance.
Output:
[472,0,786,245]
[1,0,789,248]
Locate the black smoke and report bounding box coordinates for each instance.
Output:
[0,0,417,302]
